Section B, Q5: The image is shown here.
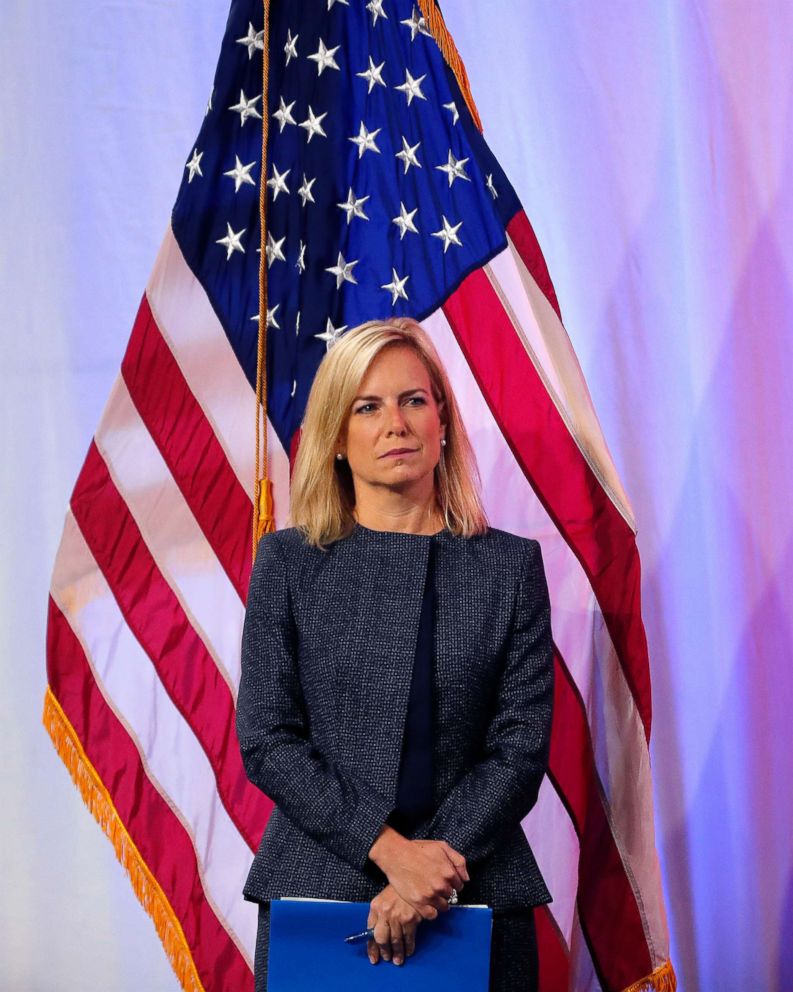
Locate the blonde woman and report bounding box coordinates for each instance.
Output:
[237,318,554,991]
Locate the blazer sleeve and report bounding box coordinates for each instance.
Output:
[236,533,393,871]
[426,539,554,865]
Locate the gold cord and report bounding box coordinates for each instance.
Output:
[253,0,275,559]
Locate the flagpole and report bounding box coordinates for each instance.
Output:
[254,0,275,558]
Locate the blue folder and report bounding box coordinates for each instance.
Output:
[267,898,492,990]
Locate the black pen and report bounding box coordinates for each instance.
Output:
[344,927,375,944]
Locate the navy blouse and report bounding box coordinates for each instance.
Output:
[389,542,436,832]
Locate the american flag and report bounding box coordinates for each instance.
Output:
[44,1,674,990]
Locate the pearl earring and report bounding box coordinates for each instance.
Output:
[336,452,344,460]
[441,438,447,447]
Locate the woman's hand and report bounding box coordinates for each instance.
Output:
[367,883,422,966]
[369,827,470,919]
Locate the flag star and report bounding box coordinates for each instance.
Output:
[237,22,264,59]
[266,163,291,200]
[250,304,281,329]
[265,231,286,267]
[395,69,427,106]
[284,29,298,64]
[356,56,386,93]
[229,89,262,126]
[392,202,419,239]
[216,222,245,259]
[431,215,463,253]
[297,173,317,205]
[325,252,359,288]
[308,38,341,75]
[273,97,297,132]
[443,101,460,125]
[185,148,203,183]
[337,188,370,224]
[315,318,348,350]
[296,311,301,334]
[291,379,297,397]
[299,105,328,142]
[296,241,306,273]
[366,0,388,25]
[382,268,409,305]
[223,155,256,192]
[400,6,431,40]
[436,149,471,187]
[486,173,498,199]
[205,91,213,117]
[395,136,421,173]
[327,0,349,7]
[349,121,382,158]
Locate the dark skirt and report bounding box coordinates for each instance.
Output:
[254,902,538,992]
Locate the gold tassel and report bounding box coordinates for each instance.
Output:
[42,687,206,992]
[417,0,483,132]
[622,960,677,992]
[256,476,275,541]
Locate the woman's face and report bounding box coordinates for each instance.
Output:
[340,344,446,495]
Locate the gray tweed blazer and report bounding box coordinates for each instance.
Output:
[237,523,554,911]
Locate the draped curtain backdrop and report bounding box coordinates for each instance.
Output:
[2,2,791,989]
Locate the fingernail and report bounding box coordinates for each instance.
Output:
[395,957,403,966]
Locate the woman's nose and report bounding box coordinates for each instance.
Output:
[385,404,408,434]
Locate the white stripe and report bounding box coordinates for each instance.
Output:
[146,226,291,526]
[424,300,666,951]
[488,240,635,531]
[570,907,603,992]
[50,512,257,963]
[523,777,578,947]
[93,375,245,695]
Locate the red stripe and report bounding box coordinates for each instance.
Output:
[548,652,653,988]
[506,210,562,321]
[535,905,570,992]
[121,294,253,601]
[442,273,652,739]
[70,442,272,852]
[46,597,253,992]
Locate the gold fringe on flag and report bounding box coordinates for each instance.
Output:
[253,0,275,557]
[417,0,483,132]
[622,959,677,992]
[42,687,206,992]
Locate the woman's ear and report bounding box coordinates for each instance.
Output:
[437,398,447,439]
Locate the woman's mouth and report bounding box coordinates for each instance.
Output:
[381,448,418,458]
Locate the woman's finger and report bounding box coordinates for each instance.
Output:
[373,918,392,961]
[390,920,406,966]
[403,921,418,958]
[439,842,470,884]
[367,936,380,966]
[439,849,467,890]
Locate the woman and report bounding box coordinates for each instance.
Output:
[237,317,554,991]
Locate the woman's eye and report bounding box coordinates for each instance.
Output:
[405,396,426,406]
[354,403,376,414]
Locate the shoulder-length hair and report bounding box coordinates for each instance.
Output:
[289,317,488,547]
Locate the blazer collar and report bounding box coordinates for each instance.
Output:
[349,521,455,544]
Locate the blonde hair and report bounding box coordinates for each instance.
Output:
[289,317,488,547]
